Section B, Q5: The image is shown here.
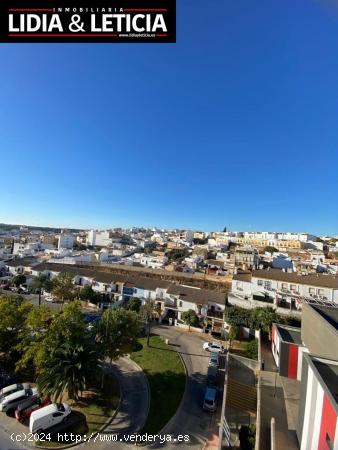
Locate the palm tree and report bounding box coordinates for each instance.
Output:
[37,340,98,402]
[140,299,160,346]
[52,272,75,308]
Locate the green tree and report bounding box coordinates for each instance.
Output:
[250,307,277,338]
[52,272,76,306]
[31,273,53,307]
[16,305,55,373]
[12,274,26,287]
[37,340,98,402]
[228,325,239,347]
[34,302,88,375]
[181,309,199,331]
[79,285,101,304]
[224,306,251,328]
[165,248,190,263]
[245,340,258,360]
[0,296,32,357]
[239,425,256,450]
[95,308,139,362]
[126,297,142,313]
[264,246,279,254]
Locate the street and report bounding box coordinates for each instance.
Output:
[0,325,223,450]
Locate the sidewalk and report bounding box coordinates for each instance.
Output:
[260,341,299,450]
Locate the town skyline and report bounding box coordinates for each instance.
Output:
[0,220,336,237]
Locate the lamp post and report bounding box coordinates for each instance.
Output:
[274,368,278,398]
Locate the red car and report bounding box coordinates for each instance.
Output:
[15,396,50,422]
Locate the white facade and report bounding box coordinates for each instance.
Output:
[86,230,112,247]
[231,272,338,311]
[58,233,75,249]
[276,232,314,242]
[132,253,168,269]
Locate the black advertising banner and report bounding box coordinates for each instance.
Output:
[0,0,176,43]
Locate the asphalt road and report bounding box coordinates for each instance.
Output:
[150,325,221,450]
[0,325,221,450]
[0,290,63,311]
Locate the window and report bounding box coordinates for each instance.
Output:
[264,281,271,289]
[290,284,296,291]
[309,287,315,294]
[179,301,183,307]
[282,283,288,290]
[257,280,263,286]
[318,289,324,295]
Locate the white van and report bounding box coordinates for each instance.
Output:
[0,387,38,413]
[0,383,30,400]
[29,403,71,433]
[203,387,217,412]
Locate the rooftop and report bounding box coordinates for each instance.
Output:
[312,358,338,405]
[6,257,40,267]
[232,271,252,283]
[310,305,338,332]
[33,262,225,305]
[167,284,225,305]
[33,262,172,290]
[276,324,302,345]
[252,268,338,289]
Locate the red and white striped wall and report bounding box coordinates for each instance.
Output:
[299,361,338,450]
[271,323,306,380]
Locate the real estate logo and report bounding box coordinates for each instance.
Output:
[0,0,176,43]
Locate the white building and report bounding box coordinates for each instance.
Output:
[86,230,112,247]
[30,262,227,333]
[132,253,168,269]
[58,232,75,250]
[276,232,315,242]
[230,269,338,316]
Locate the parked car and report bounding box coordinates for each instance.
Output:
[208,352,219,368]
[0,284,10,290]
[84,314,100,330]
[15,396,51,423]
[44,295,54,303]
[203,387,217,412]
[0,383,30,400]
[29,403,71,433]
[0,387,38,414]
[203,342,224,353]
[206,365,218,387]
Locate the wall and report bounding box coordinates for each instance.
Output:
[229,353,260,371]
[297,355,338,450]
[301,303,338,360]
[174,323,203,333]
[271,324,305,380]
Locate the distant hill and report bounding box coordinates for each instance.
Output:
[0,223,83,233]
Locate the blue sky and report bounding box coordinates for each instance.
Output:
[0,0,338,234]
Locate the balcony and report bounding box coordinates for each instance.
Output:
[164,297,177,308]
[277,298,298,311]
[207,309,224,319]
[253,294,274,304]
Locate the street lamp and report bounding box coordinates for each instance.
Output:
[273,368,278,397]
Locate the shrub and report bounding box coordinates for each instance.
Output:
[245,340,258,360]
